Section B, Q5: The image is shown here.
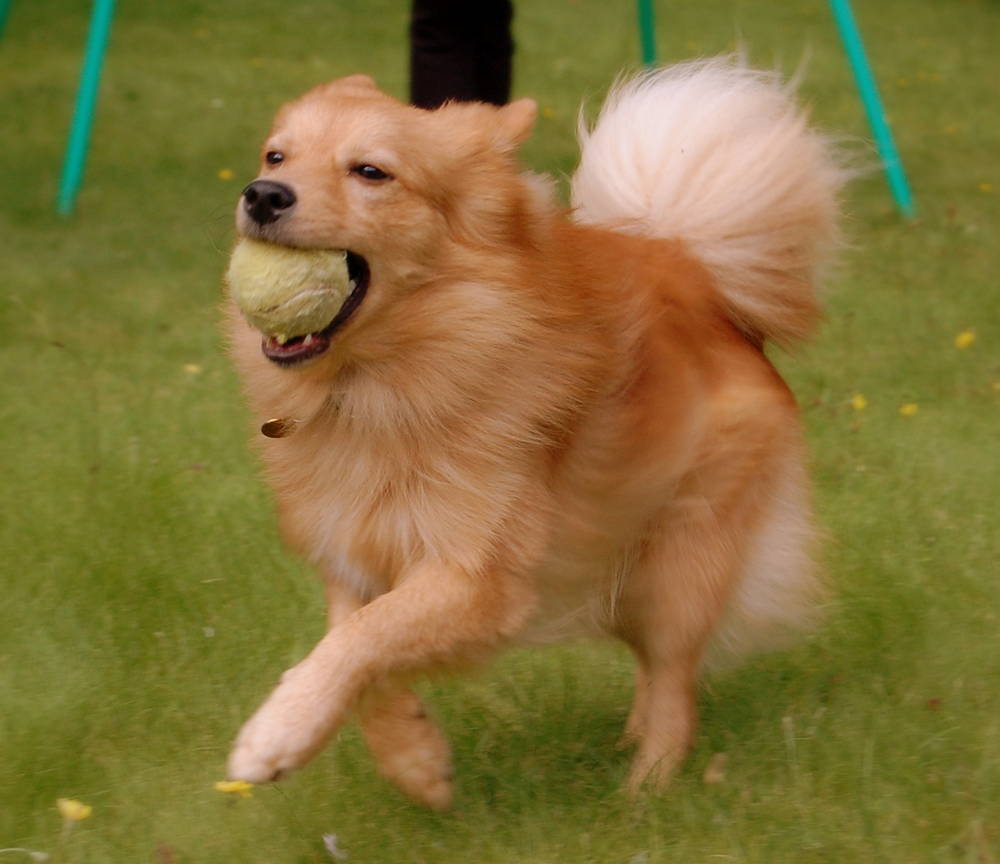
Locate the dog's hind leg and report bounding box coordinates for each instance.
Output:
[619,653,650,747]
[616,515,722,795]
[616,441,799,793]
[324,581,454,810]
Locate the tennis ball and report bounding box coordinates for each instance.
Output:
[225,238,351,342]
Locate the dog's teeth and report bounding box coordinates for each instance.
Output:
[348,280,357,290]
[275,334,288,345]
[303,334,314,346]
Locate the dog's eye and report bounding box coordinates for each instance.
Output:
[265,151,284,165]
[351,164,391,181]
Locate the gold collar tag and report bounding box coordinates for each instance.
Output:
[260,417,300,439]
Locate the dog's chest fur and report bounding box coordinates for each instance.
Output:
[240,364,641,639]
[253,363,702,645]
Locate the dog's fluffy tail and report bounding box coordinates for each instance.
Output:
[572,57,845,347]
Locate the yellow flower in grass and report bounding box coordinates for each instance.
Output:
[56,798,92,822]
[899,403,919,417]
[214,780,254,798]
[850,394,868,412]
[217,168,235,181]
[954,330,975,349]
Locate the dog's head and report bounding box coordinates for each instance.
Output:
[235,74,540,367]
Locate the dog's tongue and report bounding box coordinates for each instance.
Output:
[262,332,331,364]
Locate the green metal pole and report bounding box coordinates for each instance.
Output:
[0,0,12,40]
[57,0,116,216]
[637,0,656,66]
[829,0,914,219]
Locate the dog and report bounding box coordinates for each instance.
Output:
[223,58,843,809]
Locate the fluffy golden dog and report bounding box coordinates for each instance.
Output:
[223,59,843,809]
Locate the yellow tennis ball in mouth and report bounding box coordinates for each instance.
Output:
[225,238,351,342]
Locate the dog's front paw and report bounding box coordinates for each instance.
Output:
[227,664,346,783]
[361,696,455,811]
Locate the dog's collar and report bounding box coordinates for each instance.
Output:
[260,392,341,438]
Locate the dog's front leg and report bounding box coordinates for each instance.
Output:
[325,577,455,810]
[227,561,533,784]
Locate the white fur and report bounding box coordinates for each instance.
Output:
[707,449,825,667]
[572,56,845,346]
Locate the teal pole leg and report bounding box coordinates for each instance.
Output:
[828,0,915,219]
[637,0,656,66]
[57,0,116,216]
[0,0,12,40]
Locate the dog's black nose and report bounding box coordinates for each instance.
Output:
[242,180,297,225]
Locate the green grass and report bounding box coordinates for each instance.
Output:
[1,0,998,861]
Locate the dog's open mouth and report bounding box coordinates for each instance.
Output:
[262,252,370,366]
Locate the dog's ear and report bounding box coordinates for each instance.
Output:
[492,99,537,153]
[330,72,378,90]
[337,74,378,91]
[300,74,380,105]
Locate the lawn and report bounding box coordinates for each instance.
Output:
[1,0,997,861]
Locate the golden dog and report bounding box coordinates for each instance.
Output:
[224,59,843,809]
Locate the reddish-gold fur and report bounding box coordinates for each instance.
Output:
[224,71,832,806]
